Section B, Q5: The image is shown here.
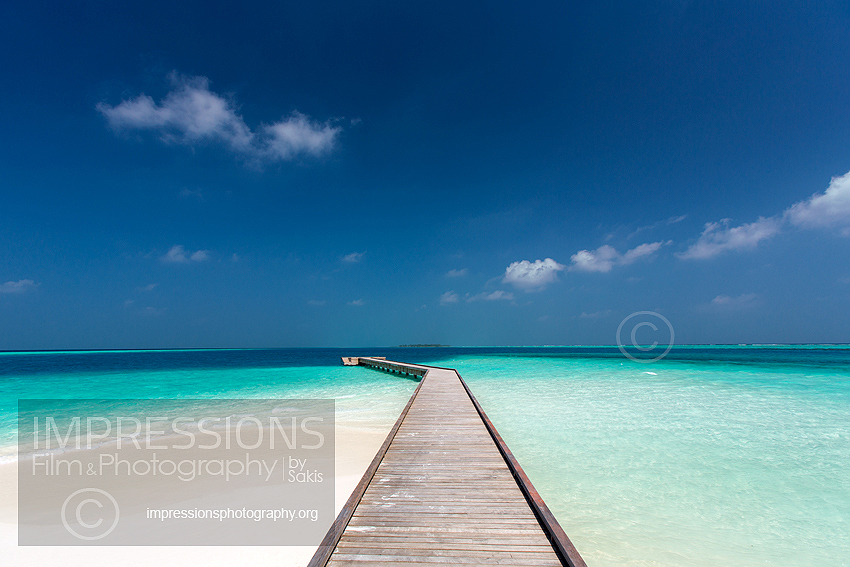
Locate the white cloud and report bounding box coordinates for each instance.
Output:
[628,215,687,239]
[163,246,189,263]
[262,111,340,161]
[342,252,366,264]
[466,290,514,302]
[677,171,850,261]
[570,246,618,273]
[785,170,850,233]
[677,217,781,260]
[440,291,459,305]
[570,242,665,273]
[137,283,158,292]
[0,279,37,294]
[485,290,513,301]
[579,310,612,319]
[98,74,253,150]
[347,299,365,306]
[179,188,204,200]
[342,252,365,263]
[162,245,209,263]
[503,258,565,290]
[710,293,759,309]
[98,73,340,162]
[446,268,468,278]
[621,241,665,265]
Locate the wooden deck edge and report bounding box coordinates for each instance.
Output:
[307,368,429,567]
[456,370,588,567]
[356,357,428,377]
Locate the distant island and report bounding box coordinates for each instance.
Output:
[398,344,450,348]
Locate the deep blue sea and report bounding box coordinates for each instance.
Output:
[2,346,849,566]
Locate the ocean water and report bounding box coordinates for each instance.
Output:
[2,347,848,566]
[0,348,419,460]
[430,347,850,567]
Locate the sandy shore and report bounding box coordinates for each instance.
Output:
[0,423,388,567]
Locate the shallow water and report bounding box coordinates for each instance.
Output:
[433,352,850,567]
[2,347,848,565]
[0,348,418,459]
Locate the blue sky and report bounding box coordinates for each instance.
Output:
[2,0,850,349]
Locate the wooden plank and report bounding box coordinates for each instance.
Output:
[337,534,550,549]
[328,554,563,566]
[332,550,563,560]
[336,543,554,553]
[339,526,549,535]
[334,556,561,567]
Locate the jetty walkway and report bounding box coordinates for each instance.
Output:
[309,357,586,567]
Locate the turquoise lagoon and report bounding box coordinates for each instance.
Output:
[1,346,848,566]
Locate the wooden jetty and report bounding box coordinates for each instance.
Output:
[309,357,586,567]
